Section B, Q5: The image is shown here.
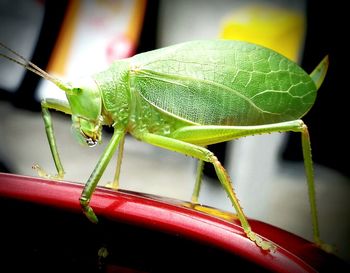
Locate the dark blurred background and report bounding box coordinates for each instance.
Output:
[282,0,349,178]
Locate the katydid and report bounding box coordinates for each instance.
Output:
[0,40,328,251]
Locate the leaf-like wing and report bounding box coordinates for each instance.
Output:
[130,40,316,126]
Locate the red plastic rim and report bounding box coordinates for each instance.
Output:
[0,172,346,272]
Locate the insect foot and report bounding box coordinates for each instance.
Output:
[317,241,336,254]
[32,164,64,180]
[246,229,276,252]
[104,181,119,190]
[80,196,99,223]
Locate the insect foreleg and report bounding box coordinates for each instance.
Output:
[136,132,275,251]
[80,128,126,223]
[33,98,72,180]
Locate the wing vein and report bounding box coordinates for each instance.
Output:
[134,69,279,115]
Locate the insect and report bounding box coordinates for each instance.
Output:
[1,40,328,251]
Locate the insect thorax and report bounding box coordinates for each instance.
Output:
[93,60,131,128]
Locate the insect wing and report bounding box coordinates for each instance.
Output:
[130,40,316,126]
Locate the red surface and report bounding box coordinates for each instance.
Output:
[0,172,345,272]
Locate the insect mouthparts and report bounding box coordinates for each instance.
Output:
[86,138,97,147]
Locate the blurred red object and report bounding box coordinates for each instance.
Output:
[0,172,348,272]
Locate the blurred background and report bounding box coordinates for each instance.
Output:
[0,0,349,262]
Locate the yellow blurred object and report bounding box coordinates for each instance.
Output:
[220,5,305,62]
[181,202,239,222]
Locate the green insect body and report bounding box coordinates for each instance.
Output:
[0,40,329,252]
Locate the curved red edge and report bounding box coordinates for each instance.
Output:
[0,172,346,273]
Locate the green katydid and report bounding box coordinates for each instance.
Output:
[0,40,328,251]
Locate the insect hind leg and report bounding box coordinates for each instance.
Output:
[138,132,275,251]
[170,120,331,251]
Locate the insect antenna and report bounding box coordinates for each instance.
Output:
[0,42,72,93]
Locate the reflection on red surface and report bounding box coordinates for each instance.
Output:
[0,173,347,272]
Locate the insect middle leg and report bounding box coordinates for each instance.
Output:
[192,159,205,203]
[80,128,126,223]
[137,132,275,251]
[105,134,126,190]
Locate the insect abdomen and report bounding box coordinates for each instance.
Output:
[130,40,317,126]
